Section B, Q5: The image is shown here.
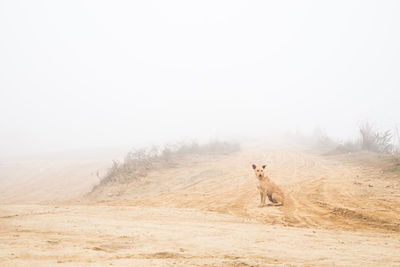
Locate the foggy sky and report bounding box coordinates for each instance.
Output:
[1,1,400,156]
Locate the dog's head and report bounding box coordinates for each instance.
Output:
[252,164,266,179]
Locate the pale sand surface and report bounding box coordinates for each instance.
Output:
[1,144,400,266]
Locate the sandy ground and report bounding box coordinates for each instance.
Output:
[0,148,124,203]
[1,144,400,266]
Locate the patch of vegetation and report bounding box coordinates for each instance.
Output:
[324,122,399,155]
[91,140,240,191]
[359,122,393,153]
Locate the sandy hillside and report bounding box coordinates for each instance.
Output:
[0,148,124,204]
[1,143,400,266]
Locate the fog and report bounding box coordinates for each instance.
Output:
[1,1,399,157]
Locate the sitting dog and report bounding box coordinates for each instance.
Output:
[252,164,284,207]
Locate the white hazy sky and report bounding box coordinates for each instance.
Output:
[1,0,399,156]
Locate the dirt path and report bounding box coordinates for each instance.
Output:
[1,145,400,266]
[1,205,400,266]
[97,147,400,233]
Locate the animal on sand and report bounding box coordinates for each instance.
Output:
[252,164,284,207]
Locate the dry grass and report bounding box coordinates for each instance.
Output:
[393,126,400,154]
[323,122,398,155]
[359,122,393,153]
[311,128,338,152]
[91,141,240,192]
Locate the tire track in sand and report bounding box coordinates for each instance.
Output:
[94,148,400,233]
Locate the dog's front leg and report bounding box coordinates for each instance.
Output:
[262,192,267,207]
[259,192,264,207]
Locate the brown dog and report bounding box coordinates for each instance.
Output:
[252,164,284,207]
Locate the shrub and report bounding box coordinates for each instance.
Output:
[312,127,337,151]
[322,122,397,155]
[359,122,393,153]
[91,140,240,190]
[393,126,400,154]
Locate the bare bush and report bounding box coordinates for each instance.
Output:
[312,127,337,151]
[324,122,398,155]
[91,140,240,191]
[329,123,394,155]
[360,122,393,153]
[328,140,362,155]
[393,126,400,154]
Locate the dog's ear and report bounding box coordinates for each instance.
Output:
[252,164,256,170]
[262,164,266,169]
